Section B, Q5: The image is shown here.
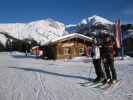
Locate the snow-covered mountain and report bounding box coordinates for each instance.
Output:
[65,24,77,33]
[0,15,113,46]
[66,15,113,33]
[79,15,113,25]
[0,15,120,48]
[0,18,66,46]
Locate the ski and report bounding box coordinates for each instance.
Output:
[99,83,111,90]
[79,81,92,85]
[79,79,95,87]
[103,80,121,94]
[80,82,94,87]
[93,82,107,88]
[81,81,104,87]
[90,82,104,88]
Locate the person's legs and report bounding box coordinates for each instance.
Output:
[104,59,111,82]
[93,59,100,79]
[108,58,117,81]
[96,59,105,80]
[93,59,101,82]
[93,59,105,82]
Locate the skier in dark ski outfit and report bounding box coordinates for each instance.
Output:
[91,38,105,83]
[100,33,117,84]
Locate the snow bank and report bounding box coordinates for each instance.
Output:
[71,56,92,63]
[115,56,132,60]
[0,34,7,46]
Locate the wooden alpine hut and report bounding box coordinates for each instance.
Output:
[42,33,92,59]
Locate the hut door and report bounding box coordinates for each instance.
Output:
[64,47,72,59]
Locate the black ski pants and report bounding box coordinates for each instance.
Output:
[93,59,104,79]
[103,58,117,80]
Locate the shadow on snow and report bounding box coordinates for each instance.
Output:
[8,66,94,81]
[11,55,37,59]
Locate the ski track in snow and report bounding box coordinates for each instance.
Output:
[0,52,133,100]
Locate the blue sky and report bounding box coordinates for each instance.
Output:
[0,0,132,24]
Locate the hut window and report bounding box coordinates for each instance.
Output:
[79,48,84,55]
[64,48,70,55]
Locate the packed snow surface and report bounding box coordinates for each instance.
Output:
[0,52,133,100]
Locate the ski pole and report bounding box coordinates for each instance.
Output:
[88,59,93,79]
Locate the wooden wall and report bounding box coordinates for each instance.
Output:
[54,38,91,59]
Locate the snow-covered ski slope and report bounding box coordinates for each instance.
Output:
[0,52,133,100]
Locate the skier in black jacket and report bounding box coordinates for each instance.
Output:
[100,33,117,84]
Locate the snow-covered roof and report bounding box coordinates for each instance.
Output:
[31,46,39,49]
[51,33,92,43]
